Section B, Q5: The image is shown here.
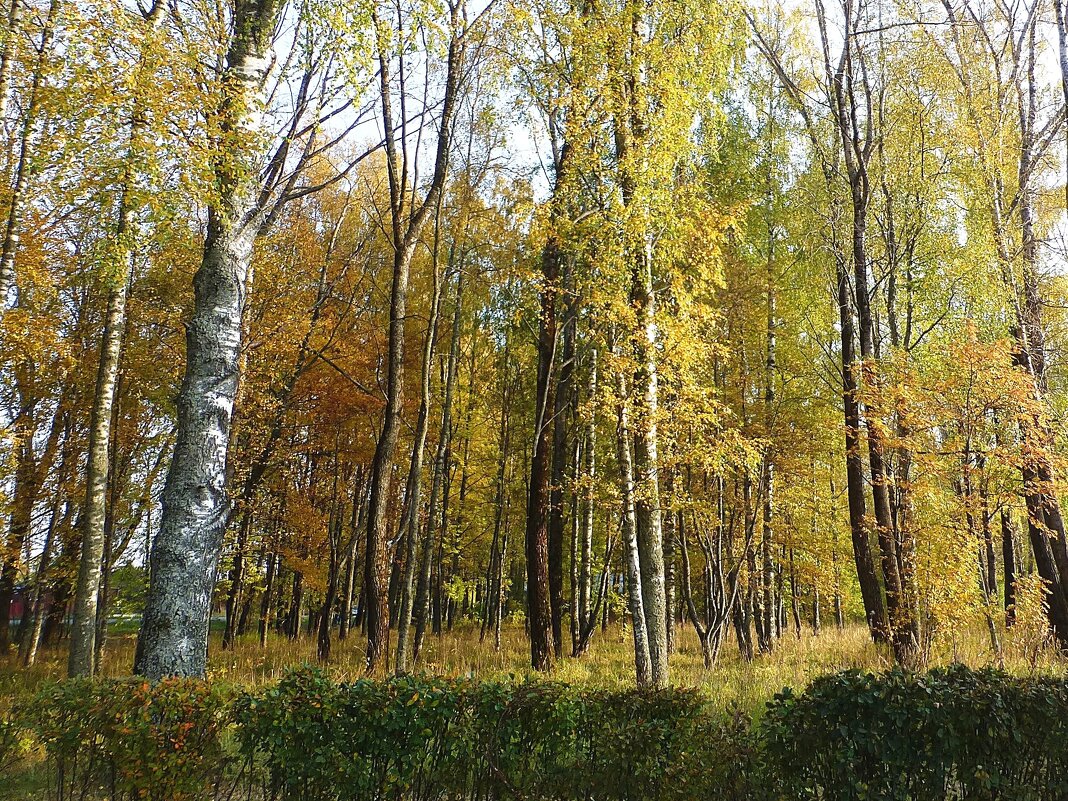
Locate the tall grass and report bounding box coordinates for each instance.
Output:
[3,617,1064,713]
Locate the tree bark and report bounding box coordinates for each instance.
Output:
[69,281,129,675]
[615,361,652,686]
[395,233,446,673]
[524,141,572,671]
[413,270,463,661]
[837,256,887,641]
[1001,510,1017,625]
[547,259,576,655]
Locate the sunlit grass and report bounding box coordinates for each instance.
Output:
[3,616,1065,714]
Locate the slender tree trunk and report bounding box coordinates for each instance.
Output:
[1002,510,1017,625]
[494,526,508,650]
[93,373,132,669]
[414,269,464,661]
[362,240,417,671]
[812,587,821,635]
[259,551,275,647]
[0,0,23,131]
[0,374,63,654]
[1054,0,1068,213]
[222,510,251,649]
[317,502,342,663]
[286,571,304,639]
[662,468,676,654]
[788,549,801,638]
[483,333,513,646]
[0,0,57,306]
[577,351,597,653]
[626,238,669,687]
[70,0,165,678]
[611,29,670,683]
[836,255,887,641]
[395,237,446,673]
[339,481,364,641]
[21,431,68,666]
[849,172,910,658]
[615,357,652,686]
[547,259,575,655]
[364,4,462,672]
[760,211,777,653]
[0,394,34,654]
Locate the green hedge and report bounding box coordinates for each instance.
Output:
[27,678,232,801]
[11,664,1068,800]
[764,664,1068,801]
[232,670,756,800]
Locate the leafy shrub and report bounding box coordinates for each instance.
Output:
[762,664,1068,801]
[465,682,758,801]
[234,667,761,801]
[29,677,231,801]
[0,705,31,785]
[16,663,1068,801]
[234,668,473,800]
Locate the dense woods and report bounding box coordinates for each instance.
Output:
[1,0,1068,695]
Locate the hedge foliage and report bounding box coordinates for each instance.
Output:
[231,669,756,801]
[27,677,231,801]
[764,664,1068,800]
[9,663,1068,800]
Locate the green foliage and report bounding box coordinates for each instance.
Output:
[234,666,759,800]
[0,702,32,786]
[763,664,1068,801]
[233,668,472,800]
[106,564,147,619]
[12,665,1068,800]
[28,677,231,801]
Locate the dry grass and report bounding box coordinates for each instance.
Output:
[3,617,1065,713]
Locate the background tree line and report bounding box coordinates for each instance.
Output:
[0,0,1067,687]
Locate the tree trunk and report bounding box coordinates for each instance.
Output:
[0,0,58,305]
[317,504,343,663]
[662,468,676,655]
[483,332,514,646]
[364,3,462,672]
[760,222,777,653]
[70,0,165,679]
[524,145,570,670]
[362,240,418,671]
[547,258,576,656]
[615,359,652,686]
[134,0,282,680]
[577,351,597,653]
[259,551,275,647]
[222,510,252,649]
[1002,510,1017,625]
[414,269,464,661]
[395,239,446,673]
[626,237,669,687]
[22,444,68,666]
[0,0,22,129]
[836,256,887,641]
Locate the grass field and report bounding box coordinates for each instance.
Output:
[4,617,1065,713]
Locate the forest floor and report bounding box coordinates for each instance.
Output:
[4,618,1065,712]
